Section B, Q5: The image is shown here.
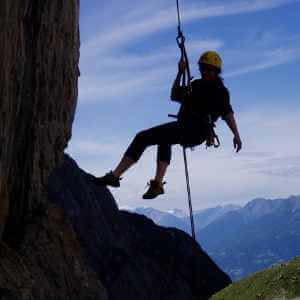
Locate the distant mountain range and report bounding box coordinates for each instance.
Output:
[131,195,300,281]
[134,204,241,234]
[134,207,188,232]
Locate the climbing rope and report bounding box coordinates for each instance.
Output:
[175,0,196,240]
[176,0,182,30]
[175,0,221,240]
[183,147,196,240]
[176,0,193,91]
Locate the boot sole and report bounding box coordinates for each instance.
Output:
[142,191,164,200]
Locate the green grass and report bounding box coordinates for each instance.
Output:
[211,257,300,300]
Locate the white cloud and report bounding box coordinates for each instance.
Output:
[78,0,300,105]
[185,39,224,55]
[83,0,299,54]
[68,106,300,211]
[70,140,124,156]
[79,37,225,103]
[183,0,299,20]
[79,42,300,104]
[79,66,174,103]
[226,46,300,77]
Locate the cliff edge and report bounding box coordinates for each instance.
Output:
[48,154,231,299]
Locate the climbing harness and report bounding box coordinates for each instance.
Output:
[205,115,221,149]
[174,0,221,240]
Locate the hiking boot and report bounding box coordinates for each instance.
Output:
[94,171,121,187]
[142,180,165,199]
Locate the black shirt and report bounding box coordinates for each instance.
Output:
[176,78,233,123]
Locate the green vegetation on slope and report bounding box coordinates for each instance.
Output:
[211,257,300,300]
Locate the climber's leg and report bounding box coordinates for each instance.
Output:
[142,159,169,200]
[113,156,135,178]
[95,121,181,188]
[124,121,181,162]
[154,160,169,184]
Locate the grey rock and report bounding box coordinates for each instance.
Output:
[48,154,231,300]
[0,0,79,241]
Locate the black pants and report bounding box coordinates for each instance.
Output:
[124,119,210,164]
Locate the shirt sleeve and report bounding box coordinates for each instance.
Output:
[219,87,234,120]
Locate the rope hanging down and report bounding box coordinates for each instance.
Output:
[175,0,196,241]
[176,0,192,91]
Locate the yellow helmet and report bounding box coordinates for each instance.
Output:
[198,51,222,70]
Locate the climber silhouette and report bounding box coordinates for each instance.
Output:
[94,51,242,199]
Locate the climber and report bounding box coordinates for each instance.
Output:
[94,51,242,199]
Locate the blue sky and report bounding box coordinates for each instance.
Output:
[67,0,300,212]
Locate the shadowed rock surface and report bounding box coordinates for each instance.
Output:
[48,154,232,300]
[0,0,107,299]
[0,0,80,240]
[0,205,108,299]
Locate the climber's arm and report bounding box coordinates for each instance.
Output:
[223,112,242,152]
[170,59,186,102]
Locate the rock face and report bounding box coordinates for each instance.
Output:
[0,1,108,298]
[48,154,232,300]
[0,205,108,299]
[0,0,80,240]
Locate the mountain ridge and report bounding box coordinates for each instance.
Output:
[133,204,242,233]
[134,195,300,281]
[198,196,300,280]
